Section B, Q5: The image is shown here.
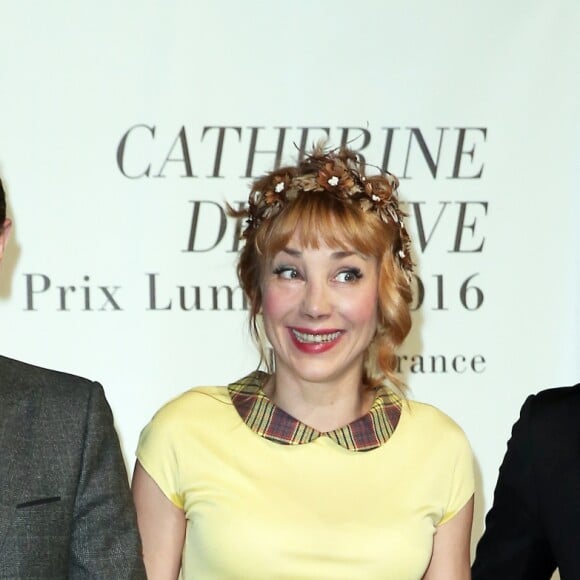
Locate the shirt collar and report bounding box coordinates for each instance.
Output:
[228,371,402,452]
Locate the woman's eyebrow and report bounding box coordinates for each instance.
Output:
[331,250,363,260]
[280,247,301,257]
[280,247,368,260]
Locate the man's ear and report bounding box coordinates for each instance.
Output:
[0,219,12,261]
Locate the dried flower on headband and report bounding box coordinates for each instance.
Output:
[240,146,414,279]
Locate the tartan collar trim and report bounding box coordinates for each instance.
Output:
[228,371,402,452]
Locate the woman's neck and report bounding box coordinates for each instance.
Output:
[262,370,375,433]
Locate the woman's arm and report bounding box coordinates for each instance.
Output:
[132,460,186,580]
[423,496,474,580]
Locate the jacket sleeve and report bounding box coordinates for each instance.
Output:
[471,395,556,580]
[69,382,146,579]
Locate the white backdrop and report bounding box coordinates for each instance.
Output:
[1,0,578,562]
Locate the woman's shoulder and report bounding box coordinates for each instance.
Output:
[399,400,473,475]
[151,385,229,422]
[146,370,267,428]
[137,385,232,454]
[403,399,469,442]
[138,372,265,453]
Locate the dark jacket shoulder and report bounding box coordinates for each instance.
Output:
[527,383,580,415]
[0,354,98,401]
[523,383,580,445]
[0,353,95,385]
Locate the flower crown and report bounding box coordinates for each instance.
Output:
[241,146,413,279]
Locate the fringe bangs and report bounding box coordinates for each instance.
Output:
[257,191,391,259]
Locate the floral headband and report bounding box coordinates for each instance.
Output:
[241,147,413,279]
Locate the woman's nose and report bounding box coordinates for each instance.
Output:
[300,280,331,319]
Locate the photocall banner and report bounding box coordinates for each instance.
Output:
[0,0,578,555]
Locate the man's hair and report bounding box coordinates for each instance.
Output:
[0,179,6,224]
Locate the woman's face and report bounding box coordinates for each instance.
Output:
[261,231,379,389]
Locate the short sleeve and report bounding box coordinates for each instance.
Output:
[136,403,184,510]
[439,425,475,525]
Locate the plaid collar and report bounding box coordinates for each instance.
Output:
[228,371,402,452]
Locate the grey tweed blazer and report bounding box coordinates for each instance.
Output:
[0,355,146,579]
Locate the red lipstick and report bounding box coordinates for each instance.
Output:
[287,327,344,354]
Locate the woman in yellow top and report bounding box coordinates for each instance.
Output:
[132,146,474,579]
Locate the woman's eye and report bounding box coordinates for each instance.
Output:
[335,269,362,283]
[273,266,300,280]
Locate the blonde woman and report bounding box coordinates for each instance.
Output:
[133,146,474,580]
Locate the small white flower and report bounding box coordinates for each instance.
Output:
[327,176,339,187]
[275,182,285,193]
[371,194,380,202]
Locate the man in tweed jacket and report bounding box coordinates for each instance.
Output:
[0,181,145,578]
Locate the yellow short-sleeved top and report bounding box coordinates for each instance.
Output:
[137,372,474,580]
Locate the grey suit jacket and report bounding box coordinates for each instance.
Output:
[0,355,146,579]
